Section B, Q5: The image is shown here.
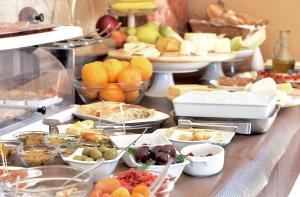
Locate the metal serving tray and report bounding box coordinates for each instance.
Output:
[173,105,281,134]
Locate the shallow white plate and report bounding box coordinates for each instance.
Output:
[210,80,245,91]
[154,128,235,147]
[73,110,170,125]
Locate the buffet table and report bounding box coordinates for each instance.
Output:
[136,97,300,197]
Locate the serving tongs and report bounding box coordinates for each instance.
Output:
[178,118,251,134]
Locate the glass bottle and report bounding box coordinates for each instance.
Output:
[272,30,295,73]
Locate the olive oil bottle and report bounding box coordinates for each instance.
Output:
[272,30,295,73]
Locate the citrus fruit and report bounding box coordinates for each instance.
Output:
[121,61,130,69]
[104,59,124,83]
[131,194,144,197]
[132,185,150,197]
[81,89,98,101]
[101,194,111,197]
[111,187,130,197]
[125,90,139,103]
[130,56,153,81]
[89,188,103,197]
[95,178,121,194]
[81,62,108,88]
[118,67,142,90]
[100,84,125,102]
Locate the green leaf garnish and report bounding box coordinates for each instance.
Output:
[176,153,186,163]
[140,159,156,170]
[127,147,135,155]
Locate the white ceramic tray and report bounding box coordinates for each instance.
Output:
[173,91,277,119]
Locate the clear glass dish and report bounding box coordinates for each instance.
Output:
[0,165,93,197]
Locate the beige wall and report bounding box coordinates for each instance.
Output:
[188,0,300,60]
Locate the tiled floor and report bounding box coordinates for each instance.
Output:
[289,174,300,197]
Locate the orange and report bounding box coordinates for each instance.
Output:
[89,188,103,197]
[121,61,130,69]
[125,90,140,103]
[131,185,150,197]
[118,67,142,90]
[111,187,131,197]
[100,84,125,102]
[95,178,121,194]
[131,194,144,197]
[104,59,124,83]
[81,89,98,101]
[81,62,108,88]
[101,194,111,197]
[130,56,153,81]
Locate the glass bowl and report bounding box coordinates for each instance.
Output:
[74,79,150,104]
[14,131,48,146]
[0,165,93,197]
[18,144,57,167]
[44,134,82,148]
[0,139,23,164]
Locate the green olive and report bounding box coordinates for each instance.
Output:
[90,150,102,160]
[73,155,85,161]
[82,147,94,156]
[84,157,94,162]
[103,148,117,160]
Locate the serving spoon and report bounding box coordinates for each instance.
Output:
[62,127,149,186]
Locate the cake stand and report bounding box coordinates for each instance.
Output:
[108,50,235,97]
[201,49,255,81]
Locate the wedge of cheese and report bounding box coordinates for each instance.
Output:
[214,38,231,53]
[167,84,211,100]
[276,83,293,94]
[184,33,217,53]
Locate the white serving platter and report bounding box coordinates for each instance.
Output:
[73,110,170,125]
[154,128,235,150]
[173,91,277,119]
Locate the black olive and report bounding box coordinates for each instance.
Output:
[155,152,171,165]
[134,146,151,163]
[150,145,162,159]
[160,145,176,158]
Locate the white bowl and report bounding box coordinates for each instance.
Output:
[110,133,173,168]
[110,133,172,149]
[181,144,224,177]
[63,148,124,181]
[124,152,189,181]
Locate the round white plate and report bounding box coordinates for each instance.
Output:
[209,80,245,91]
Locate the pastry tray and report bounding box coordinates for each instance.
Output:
[173,105,281,134]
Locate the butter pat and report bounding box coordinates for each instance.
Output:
[214,38,231,53]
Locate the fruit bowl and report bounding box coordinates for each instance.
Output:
[74,79,150,104]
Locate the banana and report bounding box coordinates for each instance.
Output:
[111,1,156,11]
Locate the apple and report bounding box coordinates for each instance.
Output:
[96,15,119,34]
[111,31,127,48]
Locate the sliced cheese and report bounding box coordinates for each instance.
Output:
[180,40,196,56]
[276,83,293,94]
[184,33,217,53]
[168,84,209,97]
[214,38,231,53]
[248,77,277,94]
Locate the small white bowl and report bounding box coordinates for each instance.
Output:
[110,133,172,149]
[63,148,124,181]
[110,133,172,168]
[181,144,224,177]
[125,152,189,182]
